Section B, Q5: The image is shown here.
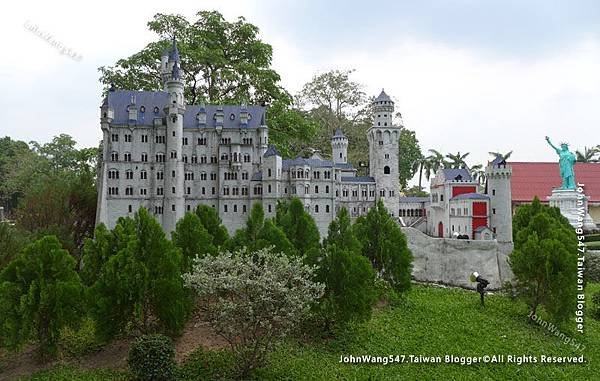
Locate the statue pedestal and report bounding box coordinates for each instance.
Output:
[547,189,597,231]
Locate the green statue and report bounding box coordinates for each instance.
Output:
[545,136,576,190]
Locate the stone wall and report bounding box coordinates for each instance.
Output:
[402,227,514,290]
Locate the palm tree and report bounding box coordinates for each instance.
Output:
[412,156,432,190]
[575,147,599,163]
[425,150,447,181]
[469,164,486,185]
[488,151,513,161]
[445,151,470,169]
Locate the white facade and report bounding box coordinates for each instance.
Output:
[95,41,404,237]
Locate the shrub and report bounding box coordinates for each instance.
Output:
[587,251,600,283]
[591,291,600,321]
[177,348,236,381]
[128,334,175,381]
[183,247,324,378]
[59,317,101,358]
[0,236,84,361]
[510,197,578,322]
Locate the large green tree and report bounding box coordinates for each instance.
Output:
[509,197,578,322]
[275,198,321,256]
[0,236,84,361]
[89,208,187,341]
[195,204,229,248]
[354,200,413,293]
[227,203,295,255]
[313,208,376,328]
[172,212,216,273]
[398,129,424,190]
[0,222,29,270]
[99,10,315,157]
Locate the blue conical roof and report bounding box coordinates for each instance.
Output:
[374,89,392,103]
[169,35,180,62]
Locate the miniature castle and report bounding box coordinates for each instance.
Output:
[95,38,403,237]
[96,38,512,241]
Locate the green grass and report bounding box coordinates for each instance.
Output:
[20,365,127,380]
[23,284,600,381]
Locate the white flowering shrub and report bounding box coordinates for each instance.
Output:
[183,247,324,377]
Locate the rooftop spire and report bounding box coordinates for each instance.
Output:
[169,35,180,62]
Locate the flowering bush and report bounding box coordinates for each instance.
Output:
[183,247,324,377]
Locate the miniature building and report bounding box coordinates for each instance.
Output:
[95,38,404,237]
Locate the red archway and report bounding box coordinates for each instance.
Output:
[438,222,444,238]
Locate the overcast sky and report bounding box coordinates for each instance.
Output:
[2,0,600,175]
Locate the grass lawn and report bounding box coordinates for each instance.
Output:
[21,283,600,380]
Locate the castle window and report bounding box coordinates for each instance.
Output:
[153,106,159,114]
[156,153,165,162]
[202,187,206,195]
[156,171,164,180]
[230,113,235,120]
[492,189,496,196]
[384,166,390,174]
[125,134,132,142]
[315,185,319,194]
[326,185,330,193]
[315,205,319,213]
[384,123,387,126]
[440,194,444,201]
[243,205,247,213]
[339,152,342,159]
[111,152,119,161]
[141,153,148,162]
[141,135,148,143]
[187,205,191,212]
[182,137,188,145]
[108,169,119,179]
[172,204,176,212]
[224,204,228,213]
[183,155,188,163]
[157,187,164,195]
[128,205,133,213]
[172,187,176,194]
[125,186,133,196]
[126,170,133,180]
[268,184,272,193]
[170,151,177,159]
[234,204,238,213]
[140,188,147,196]
[493,208,496,214]
[111,134,119,142]
[140,170,147,180]
[326,205,330,213]
[124,153,131,162]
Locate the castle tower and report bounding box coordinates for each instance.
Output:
[368,90,401,217]
[485,156,513,242]
[331,128,348,163]
[163,37,186,233]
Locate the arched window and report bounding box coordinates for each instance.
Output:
[384,166,390,174]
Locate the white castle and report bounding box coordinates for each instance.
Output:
[96,38,512,241]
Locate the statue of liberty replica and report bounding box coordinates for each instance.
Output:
[545,136,576,189]
[545,136,596,231]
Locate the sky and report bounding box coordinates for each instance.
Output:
[1,0,600,183]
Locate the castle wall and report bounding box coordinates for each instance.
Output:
[402,227,514,290]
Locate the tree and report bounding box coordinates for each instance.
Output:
[0,236,84,361]
[0,222,29,270]
[398,129,424,189]
[183,247,324,378]
[172,212,216,273]
[488,151,513,161]
[354,200,413,293]
[227,203,294,255]
[469,164,486,185]
[312,208,376,327]
[15,170,97,263]
[195,205,229,248]
[89,208,187,341]
[445,151,470,169]
[575,147,599,163]
[426,149,447,175]
[0,137,32,214]
[275,198,321,256]
[509,197,578,322]
[403,186,429,197]
[81,219,136,286]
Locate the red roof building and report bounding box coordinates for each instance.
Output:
[509,162,600,223]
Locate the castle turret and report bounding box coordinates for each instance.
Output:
[368,89,401,217]
[331,128,348,164]
[163,37,185,233]
[485,156,513,242]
